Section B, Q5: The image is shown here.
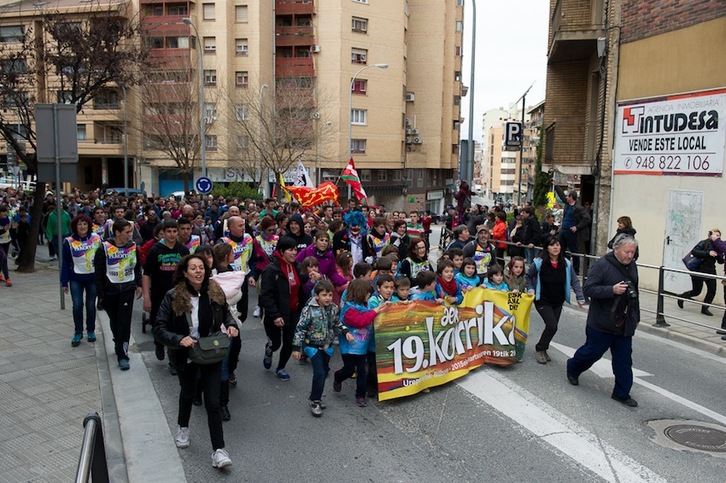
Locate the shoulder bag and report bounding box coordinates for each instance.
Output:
[682,250,702,271]
[185,312,230,365]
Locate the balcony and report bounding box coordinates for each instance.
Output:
[548,0,605,64]
[276,56,314,77]
[275,25,314,46]
[276,0,314,16]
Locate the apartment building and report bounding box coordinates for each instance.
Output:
[544,0,726,290]
[138,0,464,208]
[0,0,140,192]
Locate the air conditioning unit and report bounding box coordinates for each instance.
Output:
[404,118,412,127]
[413,137,423,144]
[204,116,216,124]
[410,128,420,135]
[405,137,414,144]
[405,92,415,102]
[312,45,322,53]
[405,128,413,135]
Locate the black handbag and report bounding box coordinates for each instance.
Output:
[185,313,230,365]
[682,250,702,271]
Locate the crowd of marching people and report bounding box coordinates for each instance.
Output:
[0,183,649,467]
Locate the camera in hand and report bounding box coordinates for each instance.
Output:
[624,280,638,299]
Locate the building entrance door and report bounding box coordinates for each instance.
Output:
[663,189,703,294]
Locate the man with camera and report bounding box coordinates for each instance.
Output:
[566,234,641,407]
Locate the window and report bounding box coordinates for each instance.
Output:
[352,79,367,94]
[406,169,414,180]
[350,109,367,125]
[204,69,217,85]
[452,144,459,154]
[352,0,368,3]
[235,71,249,87]
[454,71,461,82]
[235,38,248,56]
[204,103,217,122]
[235,5,249,23]
[167,4,188,15]
[418,169,424,180]
[0,58,27,75]
[203,3,215,20]
[147,37,163,49]
[393,170,402,181]
[203,37,216,54]
[351,48,367,64]
[352,17,368,33]
[145,5,163,16]
[205,135,218,150]
[456,21,463,32]
[351,139,366,154]
[360,170,371,181]
[235,104,249,121]
[0,26,24,43]
[455,46,461,56]
[167,36,189,49]
[77,124,86,141]
[457,0,464,5]
[453,95,460,106]
[378,170,387,181]
[236,135,249,151]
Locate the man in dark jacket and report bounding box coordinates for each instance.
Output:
[555,185,591,274]
[519,206,542,264]
[566,234,640,407]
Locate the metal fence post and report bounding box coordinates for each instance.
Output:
[653,265,670,327]
[75,412,109,483]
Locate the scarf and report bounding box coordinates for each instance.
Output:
[437,275,458,296]
[274,251,300,312]
[183,279,214,337]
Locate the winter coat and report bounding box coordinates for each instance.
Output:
[491,219,508,250]
[526,257,585,305]
[338,301,376,355]
[583,252,640,337]
[259,255,304,322]
[295,244,349,287]
[292,298,346,356]
[687,238,724,275]
[152,280,237,372]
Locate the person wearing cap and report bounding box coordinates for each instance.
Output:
[463,226,497,283]
[259,236,303,381]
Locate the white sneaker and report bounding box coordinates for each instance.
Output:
[212,448,232,468]
[175,426,190,448]
[253,306,261,318]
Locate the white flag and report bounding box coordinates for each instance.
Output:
[295,159,314,187]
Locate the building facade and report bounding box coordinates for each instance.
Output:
[544,0,726,290]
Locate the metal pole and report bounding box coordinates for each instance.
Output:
[183,18,206,179]
[259,83,268,197]
[466,0,476,185]
[348,63,388,199]
[518,92,526,205]
[653,265,670,327]
[122,85,128,193]
[53,105,65,310]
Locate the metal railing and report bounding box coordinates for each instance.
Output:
[437,230,725,337]
[75,412,109,483]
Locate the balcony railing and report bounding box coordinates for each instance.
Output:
[276,0,314,15]
[275,56,314,76]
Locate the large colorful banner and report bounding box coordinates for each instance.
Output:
[375,288,533,401]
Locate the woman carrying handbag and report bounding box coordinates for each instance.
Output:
[153,254,239,469]
[678,229,723,316]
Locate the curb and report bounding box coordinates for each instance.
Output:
[97,309,186,483]
[637,322,726,356]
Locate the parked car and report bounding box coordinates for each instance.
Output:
[105,188,147,198]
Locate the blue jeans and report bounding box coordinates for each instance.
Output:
[559,229,580,274]
[70,279,97,334]
[525,247,537,265]
[567,325,633,400]
[309,350,331,401]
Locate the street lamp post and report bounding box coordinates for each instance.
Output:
[466,0,477,186]
[348,63,388,199]
[122,85,128,193]
[258,83,268,197]
[182,18,206,180]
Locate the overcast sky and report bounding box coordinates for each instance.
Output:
[460,0,549,141]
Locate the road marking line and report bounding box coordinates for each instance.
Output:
[550,342,652,378]
[457,368,666,483]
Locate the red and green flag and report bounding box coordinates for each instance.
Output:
[341,157,368,205]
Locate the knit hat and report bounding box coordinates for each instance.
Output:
[276,236,297,253]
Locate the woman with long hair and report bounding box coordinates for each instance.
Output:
[153,254,238,468]
[526,237,585,364]
[399,236,432,281]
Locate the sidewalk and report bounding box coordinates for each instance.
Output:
[0,250,183,482]
[0,244,723,482]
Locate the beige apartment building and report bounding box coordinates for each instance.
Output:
[140,0,465,209]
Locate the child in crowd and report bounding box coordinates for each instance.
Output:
[292,281,353,417]
[435,259,463,305]
[381,244,401,274]
[334,251,353,305]
[448,248,465,274]
[506,256,526,293]
[301,256,322,300]
[456,257,480,292]
[371,256,395,293]
[392,275,411,302]
[410,271,439,302]
[334,279,386,408]
[482,264,509,292]
[339,261,373,306]
[367,273,395,398]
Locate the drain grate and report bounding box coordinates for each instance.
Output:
[663,424,726,452]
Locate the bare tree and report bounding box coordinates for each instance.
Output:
[133,61,218,194]
[0,1,146,272]
[226,78,335,196]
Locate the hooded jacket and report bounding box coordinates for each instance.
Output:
[295,243,349,287]
[287,214,313,251]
